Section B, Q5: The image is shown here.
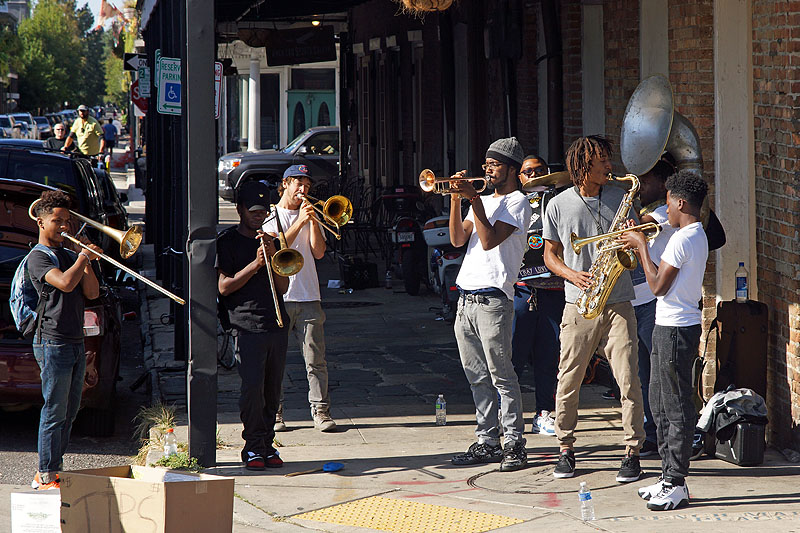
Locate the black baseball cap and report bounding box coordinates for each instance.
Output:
[237,181,270,211]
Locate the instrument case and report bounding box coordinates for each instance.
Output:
[713,422,765,466]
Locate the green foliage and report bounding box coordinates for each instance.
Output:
[0,20,22,79]
[153,452,202,472]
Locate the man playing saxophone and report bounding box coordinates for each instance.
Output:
[542,135,645,482]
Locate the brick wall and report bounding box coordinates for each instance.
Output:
[603,0,639,167]
[667,0,718,394]
[752,0,800,448]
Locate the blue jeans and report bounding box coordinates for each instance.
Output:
[33,339,86,474]
[635,299,657,444]
[511,285,565,413]
[455,292,523,446]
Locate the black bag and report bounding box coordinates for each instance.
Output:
[338,255,378,290]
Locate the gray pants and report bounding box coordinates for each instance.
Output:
[284,301,330,409]
[650,324,701,483]
[455,293,523,446]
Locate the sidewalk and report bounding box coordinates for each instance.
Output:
[137,227,800,532]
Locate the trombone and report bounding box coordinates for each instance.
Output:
[418,169,489,195]
[297,194,352,240]
[570,222,666,255]
[28,199,185,305]
[28,200,143,259]
[261,205,305,327]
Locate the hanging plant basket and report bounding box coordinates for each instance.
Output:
[398,0,455,15]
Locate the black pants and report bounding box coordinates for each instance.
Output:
[650,324,701,483]
[237,329,288,460]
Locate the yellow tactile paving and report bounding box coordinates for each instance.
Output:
[294,495,524,533]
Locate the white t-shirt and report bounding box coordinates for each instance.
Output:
[455,190,532,300]
[263,206,322,302]
[655,222,708,327]
[632,205,676,306]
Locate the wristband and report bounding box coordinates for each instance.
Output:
[469,195,478,204]
[80,251,91,261]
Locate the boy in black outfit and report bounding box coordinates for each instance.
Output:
[29,190,101,490]
[217,181,289,470]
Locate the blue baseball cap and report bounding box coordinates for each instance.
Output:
[283,164,313,180]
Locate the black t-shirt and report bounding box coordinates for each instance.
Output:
[27,246,85,343]
[44,137,70,151]
[216,227,286,332]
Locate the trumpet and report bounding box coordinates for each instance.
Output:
[418,169,489,195]
[570,222,665,255]
[297,194,352,240]
[28,199,184,305]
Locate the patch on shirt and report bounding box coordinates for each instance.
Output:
[527,234,544,250]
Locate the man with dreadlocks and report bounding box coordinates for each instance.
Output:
[542,135,645,482]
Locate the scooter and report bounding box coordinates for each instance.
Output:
[385,186,428,295]
[422,215,464,322]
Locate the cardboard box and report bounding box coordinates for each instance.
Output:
[59,465,234,533]
[10,489,62,533]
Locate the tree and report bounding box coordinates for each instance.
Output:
[76,4,106,106]
[17,0,85,111]
[0,19,22,82]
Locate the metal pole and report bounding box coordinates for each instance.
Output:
[184,0,218,467]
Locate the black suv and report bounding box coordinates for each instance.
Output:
[0,142,132,262]
[218,126,340,201]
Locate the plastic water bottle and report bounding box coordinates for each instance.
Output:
[163,428,178,457]
[435,394,446,426]
[385,270,393,290]
[735,262,748,303]
[579,482,595,521]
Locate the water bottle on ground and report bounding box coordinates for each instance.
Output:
[385,270,393,290]
[735,262,748,303]
[164,428,178,457]
[579,482,595,521]
[435,394,447,426]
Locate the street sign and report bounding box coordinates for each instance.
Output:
[131,79,148,114]
[124,53,145,71]
[157,56,181,115]
[138,66,151,98]
[214,62,222,120]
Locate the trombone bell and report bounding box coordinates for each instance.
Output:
[299,194,352,240]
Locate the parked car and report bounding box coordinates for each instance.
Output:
[217,126,340,201]
[0,179,123,436]
[0,115,23,139]
[33,116,53,139]
[11,113,39,140]
[0,142,133,263]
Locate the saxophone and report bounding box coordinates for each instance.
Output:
[574,174,639,319]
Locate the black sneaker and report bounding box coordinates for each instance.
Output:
[601,388,619,401]
[500,439,527,472]
[553,449,575,478]
[640,440,659,457]
[616,453,642,483]
[451,441,503,465]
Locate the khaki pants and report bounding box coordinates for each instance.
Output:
[555,302,644,452]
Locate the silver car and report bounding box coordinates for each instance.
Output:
[11,113,39,140]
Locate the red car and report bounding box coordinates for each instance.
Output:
[0,180,122,436]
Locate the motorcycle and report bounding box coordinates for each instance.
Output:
[422,215,464,322]
[385,186,428,295]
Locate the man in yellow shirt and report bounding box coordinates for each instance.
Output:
[63,105,105,156]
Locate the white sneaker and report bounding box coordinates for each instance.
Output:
[637,477,665,501]
[312,406,337,432]
[536,410,556,436]
[647,482,689,511]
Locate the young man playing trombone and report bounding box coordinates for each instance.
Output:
[28,190,102,489]
[217,181,289,470]
[263,165,336,432]
[448,137,532,472]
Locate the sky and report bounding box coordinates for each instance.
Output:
[81,0,103,21]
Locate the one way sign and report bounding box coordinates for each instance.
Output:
[124,53,146,71]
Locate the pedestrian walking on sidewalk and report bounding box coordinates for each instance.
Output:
[217,181,289,470]
[28,190,102,490]
[264,165,337,432]
[620,171,709,511]
[448,137,532,472]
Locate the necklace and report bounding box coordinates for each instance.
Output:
[574,186,604,234]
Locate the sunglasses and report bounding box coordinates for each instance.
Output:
[521,167,548,177]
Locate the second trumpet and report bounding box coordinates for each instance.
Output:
[419,169,488,195]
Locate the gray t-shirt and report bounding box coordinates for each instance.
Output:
[542,185,635,305]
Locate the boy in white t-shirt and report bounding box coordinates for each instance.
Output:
[620,170,709,512]
[263,164,336,433]
[448,137,532,472]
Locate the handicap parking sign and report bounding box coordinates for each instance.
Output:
[164,82,181,104]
